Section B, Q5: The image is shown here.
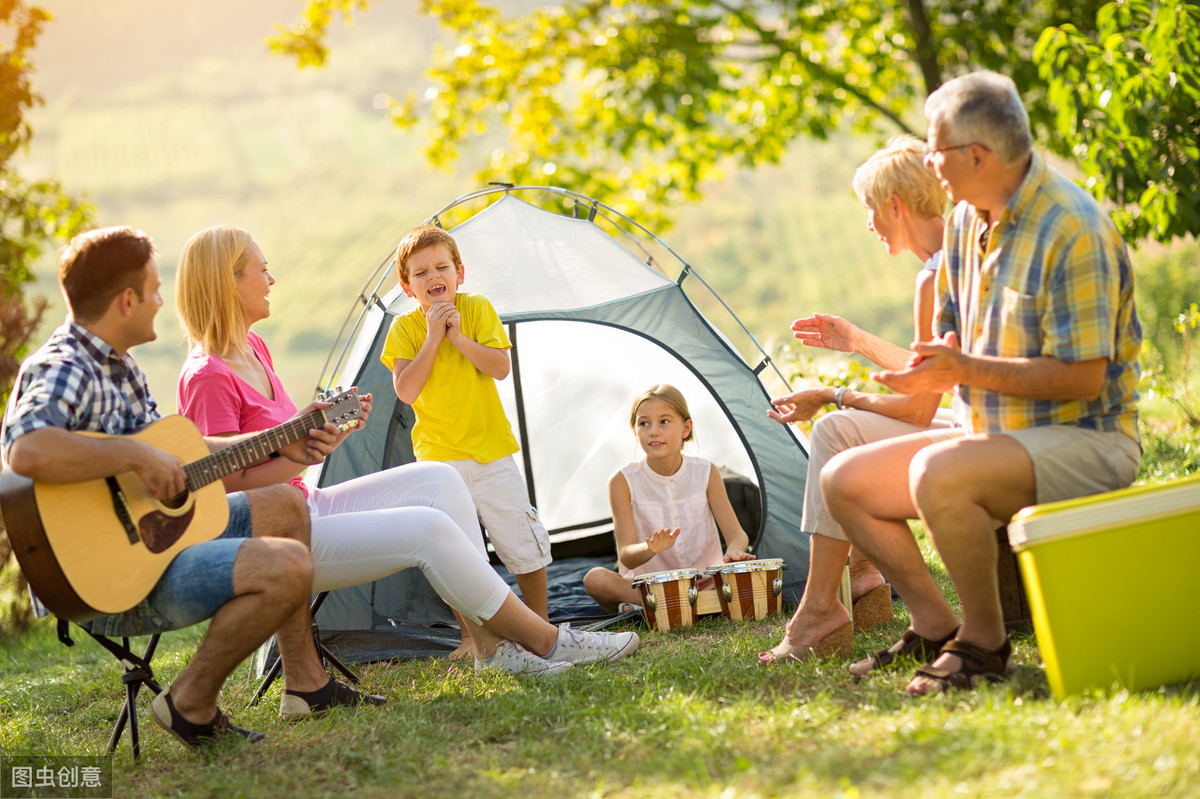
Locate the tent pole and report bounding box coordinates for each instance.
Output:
[508,323,537,508]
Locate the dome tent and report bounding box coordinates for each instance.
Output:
[303,186,812,662]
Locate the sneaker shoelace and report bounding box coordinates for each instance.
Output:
[560,624,601,653]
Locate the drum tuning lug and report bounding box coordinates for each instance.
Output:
[688,586,697,606]
[644,593,656,611]
[772,577,783,597]
[722,584,733,603]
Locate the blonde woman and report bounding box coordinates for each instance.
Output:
[761,136,959,666]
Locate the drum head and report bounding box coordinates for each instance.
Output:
[631,567,701,586]
[706,558,784,575]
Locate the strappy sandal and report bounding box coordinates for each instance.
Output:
[848,625,958,678]
[905,637,1013,695]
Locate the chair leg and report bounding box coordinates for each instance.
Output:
[316,635,360,686]
[250,591,360,705]
[249,651,284,706]
[80,631,162,761]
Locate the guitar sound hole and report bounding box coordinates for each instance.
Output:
[163,491,189,510]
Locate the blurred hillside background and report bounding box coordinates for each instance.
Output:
[15,0,938,408]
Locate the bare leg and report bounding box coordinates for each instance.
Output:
[514,567,549,621]
[447,608,476,660]
[823,433,960,645]
[244,484,329,692]
[847,546,887,601]
[166,538,311,724]
[582,568,641,612]
[762,533,852,661]
[464,594,558,658]
[905,435,1033,693]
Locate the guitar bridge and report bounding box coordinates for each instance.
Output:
[106,477,139,545]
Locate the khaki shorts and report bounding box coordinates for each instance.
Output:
[1004,425,1142,505]
[444,456,553,575]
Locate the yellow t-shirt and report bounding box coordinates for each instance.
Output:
[380,292,519,462]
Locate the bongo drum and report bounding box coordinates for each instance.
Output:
[705,558,785,621]
[631,568,702,631]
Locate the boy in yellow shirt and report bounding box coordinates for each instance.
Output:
[381,225,553,653]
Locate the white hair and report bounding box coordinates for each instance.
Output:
[925,71,1033,167]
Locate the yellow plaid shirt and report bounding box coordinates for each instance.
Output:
[935,152,1141,442]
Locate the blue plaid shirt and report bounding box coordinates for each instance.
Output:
[2,321,161,618]
[1,320,160,466]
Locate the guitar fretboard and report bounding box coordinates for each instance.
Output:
[183,409,325,490]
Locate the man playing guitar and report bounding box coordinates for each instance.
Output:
[0,227,383,750]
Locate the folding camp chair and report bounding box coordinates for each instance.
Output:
[56,618,163,761]
[249,591,359,706]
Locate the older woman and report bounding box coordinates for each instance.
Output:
[174,226,638,701]
[760,136,960,669]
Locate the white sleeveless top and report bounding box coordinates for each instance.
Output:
[618,455,726,579]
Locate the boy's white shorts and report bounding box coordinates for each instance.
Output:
[444,456,553,575]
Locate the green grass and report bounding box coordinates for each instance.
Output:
[3,548,1199,798]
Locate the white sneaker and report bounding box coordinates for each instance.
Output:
[545,623,640,666]
[475,640,574,677]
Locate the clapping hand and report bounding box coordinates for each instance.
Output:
[767,388,829,425]
[646,527,681,554]
[873,331,963,394]
[791,313,862,353]
[423,301,458,343]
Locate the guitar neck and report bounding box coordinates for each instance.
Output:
[184,409,324,490]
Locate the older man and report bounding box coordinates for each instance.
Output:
[821,71,1142,694]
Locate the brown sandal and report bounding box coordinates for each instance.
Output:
[848,626,958,677]
[906,637,1013,695]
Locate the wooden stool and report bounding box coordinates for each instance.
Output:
[996,524,1032,631]
[837,562,854,625]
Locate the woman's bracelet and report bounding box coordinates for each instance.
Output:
[834,386,848,410]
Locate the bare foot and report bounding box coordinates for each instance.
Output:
[446,642,473,661]
[759,601,852,664]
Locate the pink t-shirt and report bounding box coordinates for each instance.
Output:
[617,454,725,580]
[176,331,307,495]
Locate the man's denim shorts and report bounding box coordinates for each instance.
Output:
[84,492,253,637]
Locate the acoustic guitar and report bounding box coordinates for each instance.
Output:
[0,389,361,622]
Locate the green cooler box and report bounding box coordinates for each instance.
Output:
[1007,476,1200,699]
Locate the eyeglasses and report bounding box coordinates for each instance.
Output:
[926,142,989,156]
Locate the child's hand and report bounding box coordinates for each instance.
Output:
[423,301,455,343]
[724,547,756,563]
[443,305,463,343]
[645,527,681,554]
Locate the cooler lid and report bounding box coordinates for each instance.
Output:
[1008,476,1200,548]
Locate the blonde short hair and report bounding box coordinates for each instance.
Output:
[852,135,947,220]
[629,384,694,443]
[395,225,462,284]
[176,225,255,357]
